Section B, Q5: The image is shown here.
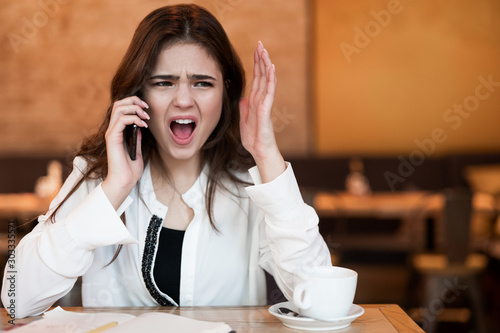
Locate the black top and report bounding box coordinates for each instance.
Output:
[153,227,186,305]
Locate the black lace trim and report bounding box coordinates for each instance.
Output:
[141,215,176,306]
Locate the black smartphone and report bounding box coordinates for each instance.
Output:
[125,124,138,160]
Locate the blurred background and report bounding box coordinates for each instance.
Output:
[1,1,500,332]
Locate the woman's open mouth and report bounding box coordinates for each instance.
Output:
[170,118,196,145]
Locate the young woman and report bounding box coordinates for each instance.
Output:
[2,4,331,318]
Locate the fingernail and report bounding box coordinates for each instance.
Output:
[142,121,148,128]
[272,64,275,71]
[143,111,150,120]
[142,101,149,109]
[258,41,263,47]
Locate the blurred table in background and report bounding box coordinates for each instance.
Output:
[0,193,51,221]
[313,191,499,255]
[0,193,51,284]
[314,191,436,254]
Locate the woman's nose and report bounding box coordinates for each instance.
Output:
[173,84,194,108]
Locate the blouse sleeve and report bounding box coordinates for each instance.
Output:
[245,162,332,301]
[1,157,137,318]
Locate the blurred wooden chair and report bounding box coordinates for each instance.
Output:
[410,188,489,333]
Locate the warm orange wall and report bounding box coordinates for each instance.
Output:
[313,0,500,156]
[0,0,309,157]
[4,1,499,158]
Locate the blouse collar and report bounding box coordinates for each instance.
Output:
[140,162,208,215]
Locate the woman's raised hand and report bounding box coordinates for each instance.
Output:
[239,42,285,183]
[102,96,149,210]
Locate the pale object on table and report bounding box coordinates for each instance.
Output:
[465,163,500,195]
[345,157,371,196]
[35,160,63,199]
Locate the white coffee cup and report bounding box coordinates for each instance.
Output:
[293,266,358,321]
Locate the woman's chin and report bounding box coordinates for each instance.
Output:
[163,147,200,163]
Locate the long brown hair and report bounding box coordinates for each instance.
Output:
[50,5,252,241]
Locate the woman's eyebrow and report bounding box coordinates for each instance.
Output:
[188,74,217,81]
[148,74,217,81]
[149,74,179,80]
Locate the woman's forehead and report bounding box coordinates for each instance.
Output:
[153,43,222,76]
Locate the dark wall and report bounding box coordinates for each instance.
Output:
[0,156,70,193]
[286,153,500,192]
[1,153,500,194]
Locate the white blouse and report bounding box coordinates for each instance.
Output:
[1,157,332,318]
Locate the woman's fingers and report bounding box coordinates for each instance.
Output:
[114,105,149,119]
[110,96,150,125]
[255,44,268,102]
[105,96,149,159]
[261,65,276,112]
[117,115,148,130]
[106,114,148,141]
[248,45,261,107]
[113,96,149,118]
[259,46,276,102]
[250,42,276,118]
[114,104,150,118]
[114,96,149,109]
[251,43,275,100]
[250,44,261,93]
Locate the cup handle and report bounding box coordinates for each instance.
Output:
[293,282,312,310]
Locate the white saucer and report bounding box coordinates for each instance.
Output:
[268,301,364,331]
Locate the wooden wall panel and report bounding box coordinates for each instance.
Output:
[0,0,310,157]
[313,0,500,156]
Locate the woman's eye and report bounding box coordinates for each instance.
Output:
[154,81,172,87]
[195,81,213,88]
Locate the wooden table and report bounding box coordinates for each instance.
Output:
[1,305,423,332]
